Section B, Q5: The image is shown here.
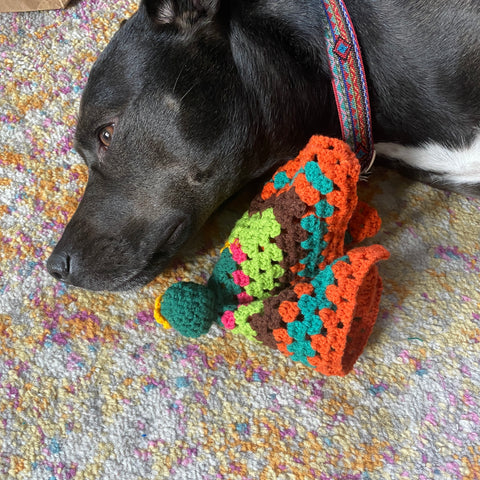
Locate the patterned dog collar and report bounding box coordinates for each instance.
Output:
[322,0,376,173]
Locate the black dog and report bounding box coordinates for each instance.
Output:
[47,0,480,291]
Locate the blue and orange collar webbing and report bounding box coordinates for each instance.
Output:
[322,0,376,173]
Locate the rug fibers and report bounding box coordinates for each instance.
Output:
[0,1,479,479]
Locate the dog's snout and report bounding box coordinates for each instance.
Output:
[45,204,195,290]
[47,251,72,282]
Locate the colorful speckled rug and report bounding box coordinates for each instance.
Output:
[1,2,479,479]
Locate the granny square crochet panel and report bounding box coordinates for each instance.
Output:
[156,136,389,376]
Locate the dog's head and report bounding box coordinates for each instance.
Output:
[47,0,334,290]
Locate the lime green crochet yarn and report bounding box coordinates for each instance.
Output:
[159,282,216,338]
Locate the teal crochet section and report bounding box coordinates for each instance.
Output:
[286,264,336,366]
[298,161,336,278]
[316,199,335,218]
[273,171,290,190]
[208,248,241,318]
[304,160,334,194]
[299,215,328,278]
[269,160,333,198]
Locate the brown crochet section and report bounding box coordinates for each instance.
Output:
[249,184,311,287]
[272,189,311,285]
[248,288,298,349]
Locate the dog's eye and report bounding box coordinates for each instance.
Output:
[98,124,114,149]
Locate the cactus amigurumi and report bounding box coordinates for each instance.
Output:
[154,136,389,376]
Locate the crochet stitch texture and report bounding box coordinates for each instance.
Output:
[2,3,479,476]
[155,136,389,376]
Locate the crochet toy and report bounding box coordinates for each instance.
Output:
[154,136,389,376]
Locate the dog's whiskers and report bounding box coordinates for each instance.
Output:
[172,63,186,95]
[180,83,197,103]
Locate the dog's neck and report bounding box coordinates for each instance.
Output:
[227,0,381,174]
[228,2,341,173]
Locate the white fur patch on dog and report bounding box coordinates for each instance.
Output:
[376,132,480,185]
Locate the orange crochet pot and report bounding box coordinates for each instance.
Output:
[155,136,389,376]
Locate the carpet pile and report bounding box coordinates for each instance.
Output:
[0,2,479,479]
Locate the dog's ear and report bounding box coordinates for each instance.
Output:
[143,0,221,28]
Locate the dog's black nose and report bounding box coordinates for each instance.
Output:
[47,252,72,282]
